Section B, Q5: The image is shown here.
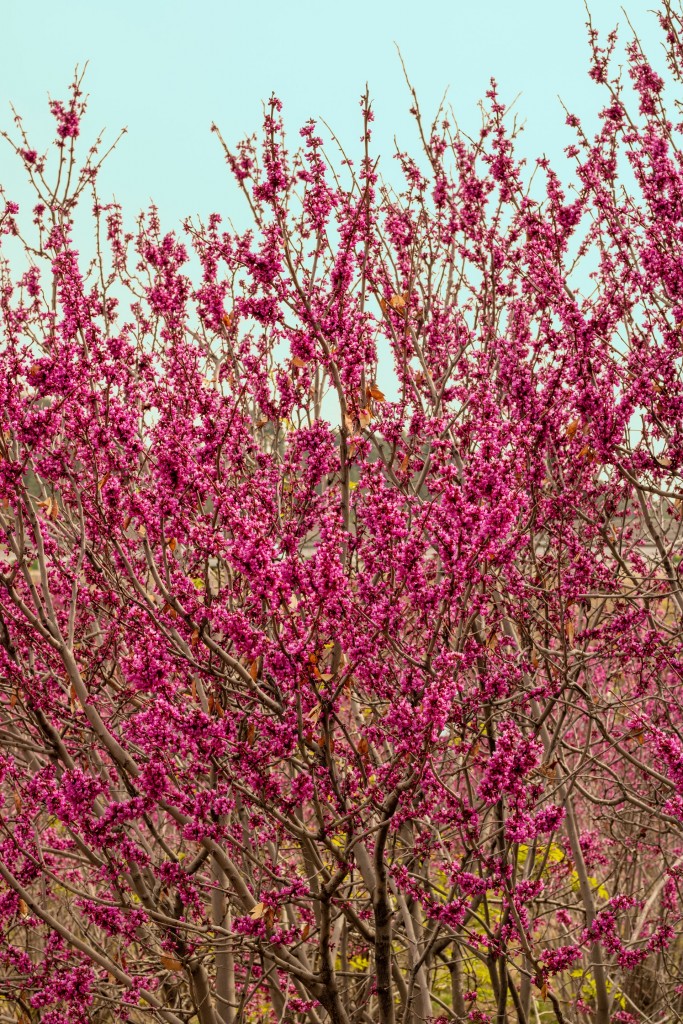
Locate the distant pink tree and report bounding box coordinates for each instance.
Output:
[2,6,683,1023]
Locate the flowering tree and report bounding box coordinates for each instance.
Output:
[3,6,683,1023]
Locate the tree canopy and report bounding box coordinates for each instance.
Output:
[2,7,683,1024]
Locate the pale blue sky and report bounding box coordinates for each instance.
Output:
[0,1,667,230]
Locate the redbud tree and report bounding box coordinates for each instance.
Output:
[3,5,683,1024]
